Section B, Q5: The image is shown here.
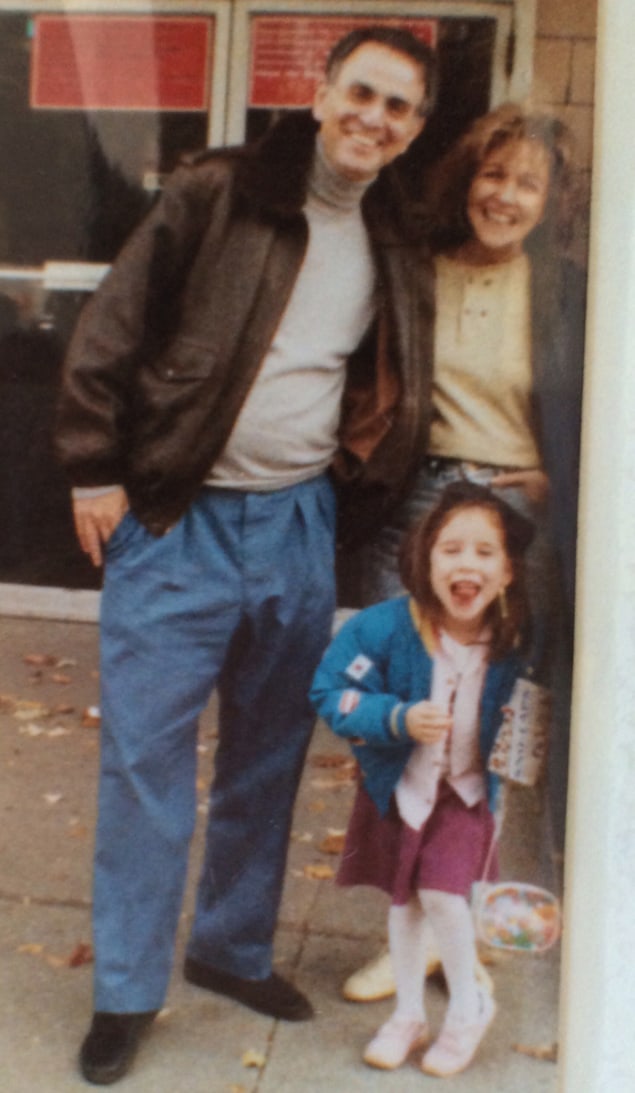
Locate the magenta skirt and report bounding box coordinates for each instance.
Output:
[337,780,498,904]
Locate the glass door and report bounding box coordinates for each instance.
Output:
[0,1,229,615]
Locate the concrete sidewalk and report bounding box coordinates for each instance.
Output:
[1,615,561,1092]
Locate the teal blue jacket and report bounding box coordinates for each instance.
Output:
[310,596,522,816]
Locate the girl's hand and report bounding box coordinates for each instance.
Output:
[405,701,452,744]
[489,468,550,505]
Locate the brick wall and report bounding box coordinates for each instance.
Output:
[533,0,597,258]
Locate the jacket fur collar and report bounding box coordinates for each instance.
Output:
[195,111,416,244]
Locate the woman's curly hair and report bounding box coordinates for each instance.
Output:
[422,102,579,257]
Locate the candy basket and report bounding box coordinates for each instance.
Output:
[472,880,562,954]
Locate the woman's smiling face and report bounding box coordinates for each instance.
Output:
[465,137,551,263]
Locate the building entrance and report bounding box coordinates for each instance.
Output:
[0,0,531,616]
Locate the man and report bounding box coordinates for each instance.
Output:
[55,26,436,1085]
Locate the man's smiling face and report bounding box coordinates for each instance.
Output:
[312,42,426,183]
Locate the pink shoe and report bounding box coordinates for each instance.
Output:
[421,989,496,1077]
[363,1016,429,1070]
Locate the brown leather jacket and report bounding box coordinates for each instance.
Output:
[55,113,434,537]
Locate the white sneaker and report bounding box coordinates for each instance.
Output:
[363,1016,430,1070]
[421,989,497,1077]
[342,950,395,1002]
[342,947,491,1003]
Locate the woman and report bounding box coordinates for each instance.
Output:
[365,102,584,664]
[344,103,585,1004]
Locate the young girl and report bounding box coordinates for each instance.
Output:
[311,481,533,1078]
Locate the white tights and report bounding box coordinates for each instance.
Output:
[389,889,480,1026]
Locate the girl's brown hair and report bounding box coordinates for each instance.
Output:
[398,480,533,659]
[423,102,578,257]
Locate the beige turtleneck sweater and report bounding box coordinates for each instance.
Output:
[209,138,377,490]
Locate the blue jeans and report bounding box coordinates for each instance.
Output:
[363,460,558,678]
[93,475,336,1012]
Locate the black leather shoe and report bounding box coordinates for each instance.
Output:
[79,1011,157,1085]
[184,957,314,1021]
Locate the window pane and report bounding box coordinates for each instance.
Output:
[0,13,212,266]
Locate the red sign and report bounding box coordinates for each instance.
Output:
[249,15,437,109]
[31,15,213,111]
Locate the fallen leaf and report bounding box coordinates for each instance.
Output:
[23,653,57,667]
[68,942,94,968]
[310,769,356,789]
[19,942,71,969]
[53,703,76,716]
[45,954,67,969]
[513,1042,558,1062]
[44,793,63,805]
[319,832,346,855]
[303,863,335,880]
[68,824,89,840]
[56,658,78,669]
[308,799,326,814]
[19,723,45,737]
[310,753,353,769]
[13,701,51,721]
[47,726,71,738]
[229,1085,248,1093]
[291,831,313,843]
[51,674,73,685]
[242,1049,266,1069]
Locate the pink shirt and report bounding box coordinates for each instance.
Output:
[396,628,490,831]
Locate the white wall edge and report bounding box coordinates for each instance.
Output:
[558,2,635,1090]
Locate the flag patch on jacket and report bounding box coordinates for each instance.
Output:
[345,654,373,681]
[338,689,361,714]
